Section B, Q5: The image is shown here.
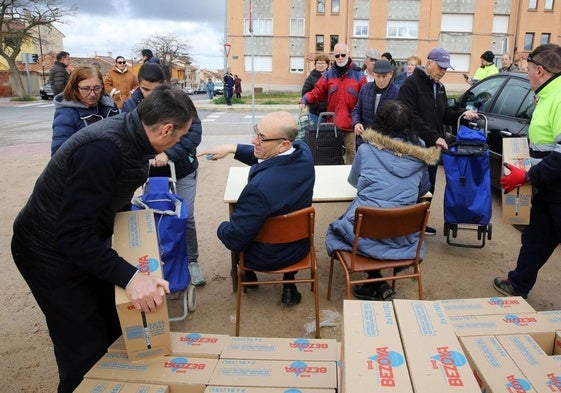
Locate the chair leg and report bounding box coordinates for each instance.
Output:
[327,257,334,300]
[313,275,321,338]
[235,270,243,336]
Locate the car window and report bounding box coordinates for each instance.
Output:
[459,77,505,111]
[491,77,535,120]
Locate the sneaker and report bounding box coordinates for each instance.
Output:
[424,226,437,236]
[352,282,396,301]
[493,277,528,299]
[188,262,206,286]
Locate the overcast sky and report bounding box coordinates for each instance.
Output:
[52,0,227,70]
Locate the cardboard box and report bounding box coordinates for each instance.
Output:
[449,313,556,354]
[209,359,337,389]
[220,336,337,361]
[85,352,218,393]
[497,335,561,393]
[109,332,229,359]
[74,379,169,393]
[205,388,335,393]
[112,210,172,362]
[459,336,537,393]
[440,296,535,317]
[556,332,561,356]
[393,299,480,392]
[342,300,413,393]
[502,137,532,225]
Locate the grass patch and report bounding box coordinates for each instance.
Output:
[212,92,301,105]
[11,96,37,102]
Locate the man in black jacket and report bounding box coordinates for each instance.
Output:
[48,51,70,96]
[398,48,477,235]
[11,85,195,393]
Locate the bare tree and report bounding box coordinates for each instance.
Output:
[138,33,192,82]
[0,0,75,97]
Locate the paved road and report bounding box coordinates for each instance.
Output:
[0,98,300,149]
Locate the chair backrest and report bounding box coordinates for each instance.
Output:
[354,202,430,244]
[253,206,315,244]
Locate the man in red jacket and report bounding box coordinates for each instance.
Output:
[301,42,366,164]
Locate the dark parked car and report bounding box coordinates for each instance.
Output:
[447,72,534,189]
[40,83,54,100]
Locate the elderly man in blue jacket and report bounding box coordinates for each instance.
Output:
[198,111,315,305]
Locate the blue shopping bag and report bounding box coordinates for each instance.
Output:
[131,177,190,292]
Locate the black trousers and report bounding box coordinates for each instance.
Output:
[11,234,121,393]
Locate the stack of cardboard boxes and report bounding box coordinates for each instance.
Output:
[341,297,561,393]
[76,210,561,392]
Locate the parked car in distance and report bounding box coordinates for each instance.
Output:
[182,87,193,95]
[213,81,224,95]
[40,83,54,100]
[194,84,207,94]
[447,72,534,190]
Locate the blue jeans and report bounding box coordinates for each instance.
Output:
[225,88,233,105]
[176,170,199,262]
[207,90,214,100]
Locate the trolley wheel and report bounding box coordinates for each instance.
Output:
[477,226,483,241]
[487,223,493,240]
[187,284,197,312]
[443,223,450,237]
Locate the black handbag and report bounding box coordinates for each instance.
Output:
[304,112,345,165]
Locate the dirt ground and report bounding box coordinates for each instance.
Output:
[1,141,560,392]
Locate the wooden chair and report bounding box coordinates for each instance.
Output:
[236,206,320,337]
[327,202,430,300]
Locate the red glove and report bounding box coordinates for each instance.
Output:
[500,163,527,193]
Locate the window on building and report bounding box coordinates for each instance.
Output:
[545,0,554,10]
[541,33,551,44]
[528,0,537,9]
[354,20,369,37]
[387,21,419,38]
[492,15,509,34]
[290,57,304,73]
[330,35,339,51]
[332,0,340,13]
[316,35,324,51]
[244,55,273,72]
[244,18,273,35]
[524,33,535,51]
[317,0,325,13]
[290,18,305,36]
[441,14,473,33]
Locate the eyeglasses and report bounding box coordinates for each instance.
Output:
[116,61,126,64]
[334,53,347,59]
[253,124,287,143]
[78,85,103,94]
[527,55,551,73]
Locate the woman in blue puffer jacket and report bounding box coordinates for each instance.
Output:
[51,66,118,156]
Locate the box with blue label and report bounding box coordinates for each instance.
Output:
[220,336,337,361]
[393,299,480,392]
[460,335,537,393]
[440,296,535,317]
[74,379,169,393]
[342,300,413,393]
[208,359,336,389]
[113,210,171,362]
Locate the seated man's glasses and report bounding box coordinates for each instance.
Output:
[334,53,347,59]
[253,125,288,143]
[78,85,103,94]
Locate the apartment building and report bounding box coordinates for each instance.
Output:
[226,0,560,93]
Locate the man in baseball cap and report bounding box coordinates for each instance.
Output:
[427,47,454,69]
[398,47,478,236]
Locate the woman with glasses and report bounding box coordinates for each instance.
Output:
[51,66,119,156]
[301,54,329,126]
[104,56,138,109]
